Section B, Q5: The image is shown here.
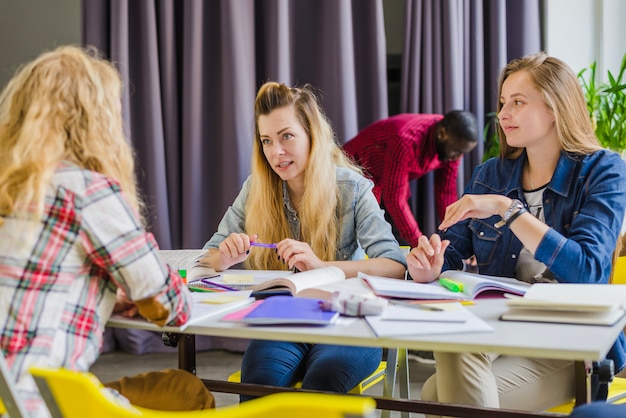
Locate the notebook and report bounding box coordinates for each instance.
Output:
[222,296,339,325]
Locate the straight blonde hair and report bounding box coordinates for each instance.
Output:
[497,52,602,160]
[0,45,142,226]
[245,82,360,270]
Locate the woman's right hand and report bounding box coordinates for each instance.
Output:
[216,233,257,269]
[406,234,449,283]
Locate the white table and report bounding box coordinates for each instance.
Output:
[109,297,626,417]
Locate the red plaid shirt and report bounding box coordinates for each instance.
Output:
[343,114,460,247]
[0,163,191,415]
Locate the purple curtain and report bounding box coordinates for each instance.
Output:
[82,0,388,250]
[401,0,541,236]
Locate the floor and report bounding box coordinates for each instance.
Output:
[90,349,436,417]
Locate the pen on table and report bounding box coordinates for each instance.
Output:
[250,242,278,249]
[390,300,444,312]
[200,279,238,292]
[439,277,463,293]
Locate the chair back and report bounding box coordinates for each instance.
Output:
[0,353,29,418]
[30,366,377,418]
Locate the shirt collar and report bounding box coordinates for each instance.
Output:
[506,150,575,198]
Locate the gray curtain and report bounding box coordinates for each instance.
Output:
[401,0,541,236]
[82,0,388,250]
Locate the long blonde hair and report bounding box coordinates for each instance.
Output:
[497,52,602,159]
[0,45,142,226]
[245,82,360,270]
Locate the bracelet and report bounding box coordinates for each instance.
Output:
[506,207,527,227]
[494,199,525,228]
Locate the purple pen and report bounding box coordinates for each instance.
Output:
[200,279,238,291]
[250,242,278,249]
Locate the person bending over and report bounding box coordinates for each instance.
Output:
[343,111,478,247]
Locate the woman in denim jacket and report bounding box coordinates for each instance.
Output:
[407,52,626,414]
[203,82,406,400]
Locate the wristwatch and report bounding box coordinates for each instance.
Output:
[494,199,525,228]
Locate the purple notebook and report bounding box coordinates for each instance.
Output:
[239,296,339,325]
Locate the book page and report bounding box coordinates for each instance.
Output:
[157,249,207,270]
[157,249,218,282]
[297,277,373,299]
[252,266,345,295]
[359,273,466,300]
[441,270,531,298]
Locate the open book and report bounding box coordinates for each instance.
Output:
[501,283,626,326]
[250,266,369,299]
[157,249,218,283]
[360,270,531,301]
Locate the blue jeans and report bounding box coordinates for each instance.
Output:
[239,340,382,402]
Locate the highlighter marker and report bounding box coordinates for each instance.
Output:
[439,277,463,293]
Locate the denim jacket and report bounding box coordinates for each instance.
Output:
[204,166,406,267]
[442,150,626,371]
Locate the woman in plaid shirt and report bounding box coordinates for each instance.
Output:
[0,46,212,416]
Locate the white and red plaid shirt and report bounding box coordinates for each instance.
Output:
[0,162,191,416]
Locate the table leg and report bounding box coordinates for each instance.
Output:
[177,334,196,375]
[574,360,592,406]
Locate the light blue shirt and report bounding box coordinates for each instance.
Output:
[204,166,406,267]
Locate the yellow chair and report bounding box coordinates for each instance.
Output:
[29,366,377,418]
[228,349,410,418]
[228,360,388,395]
[547,377,626,414]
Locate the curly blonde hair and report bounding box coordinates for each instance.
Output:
[0,45,142,226]
[244,82,360,270]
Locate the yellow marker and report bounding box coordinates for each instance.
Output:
[439,277,463,292]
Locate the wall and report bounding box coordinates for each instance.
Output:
[543,0,626,79]
[0,0,81,90]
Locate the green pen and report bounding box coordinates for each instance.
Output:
[439,277,463,292]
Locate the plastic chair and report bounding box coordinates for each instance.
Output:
[29,366,377,418]
[227,349,410,418]
[228,360,387,395]
[0,353,29,418]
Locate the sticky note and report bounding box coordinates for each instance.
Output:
[222,274,254,284]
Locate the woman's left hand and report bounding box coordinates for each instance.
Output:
[114,287,139,317]
[276,238,325,271]
[439,194,511,230]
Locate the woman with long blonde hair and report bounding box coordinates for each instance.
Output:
[203,81,406,398]
[0,45,212,416]
[408,52,626,414]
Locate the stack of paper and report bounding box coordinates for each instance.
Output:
[501,284,626,326]
[365,302,493,337]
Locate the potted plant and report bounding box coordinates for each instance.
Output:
[577,52,626,153]
[482,52,626,161]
